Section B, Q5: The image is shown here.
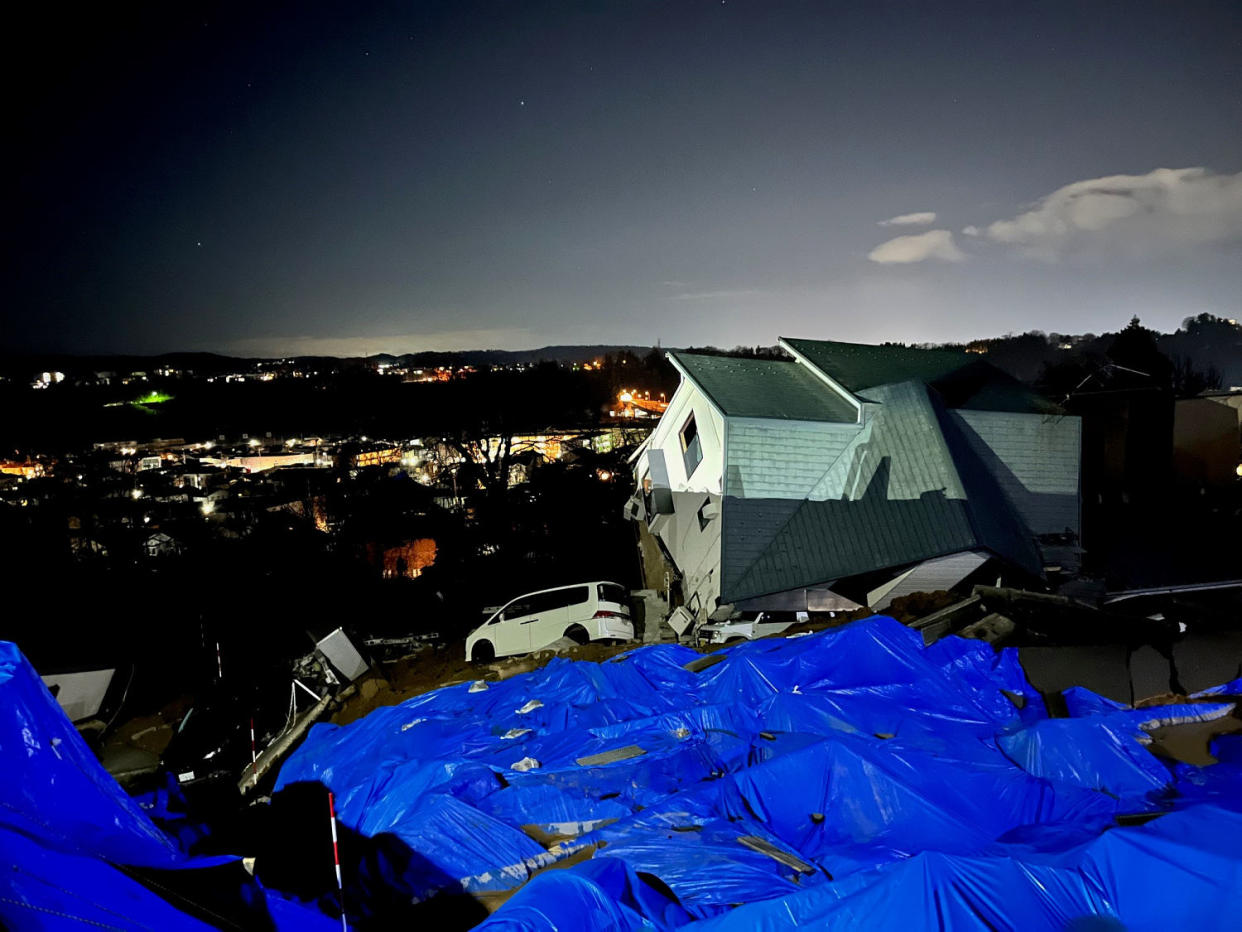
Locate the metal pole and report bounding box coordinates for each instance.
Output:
[249,717,258,787]
[328,791,347,931]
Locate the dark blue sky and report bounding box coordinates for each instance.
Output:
[7,1,1242,356]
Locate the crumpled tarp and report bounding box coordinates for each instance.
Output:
[0,641,336,931]
[275,616,1242,928]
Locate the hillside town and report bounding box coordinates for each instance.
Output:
[4,324,1242,928]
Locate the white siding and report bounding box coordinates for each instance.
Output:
[638,379,725,494]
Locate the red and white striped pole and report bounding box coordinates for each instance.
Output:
[328,791,347,931]
[249,717,258,787]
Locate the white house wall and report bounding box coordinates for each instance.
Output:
[658,490,724,621]
[638,378,725,495]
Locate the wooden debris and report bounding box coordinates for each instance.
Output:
[737,834,816,874]
[575,745,647,766]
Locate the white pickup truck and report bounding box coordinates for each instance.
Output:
[696,611,808,646]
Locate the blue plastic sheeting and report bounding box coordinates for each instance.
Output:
[997,703,1234,805]
[130,771,215,855]
[276,616,1242,926]
[478,857,692,931]
[694,804,1242,931]
[0,641,336,931]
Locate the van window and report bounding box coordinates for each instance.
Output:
[503,596,535,619]
[597,583,627,605]
[528,590,562,614]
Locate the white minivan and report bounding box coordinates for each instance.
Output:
[465,582,633,661]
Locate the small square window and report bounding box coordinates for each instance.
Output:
[697,497,713,531]
[680,414,703,477]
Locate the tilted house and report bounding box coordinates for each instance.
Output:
[628,338,1081,628]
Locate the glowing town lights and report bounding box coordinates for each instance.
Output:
[204,441,214,450]
[131,488,143,500]
[201,499,215,515]
[248,438,260,447]
[619,392,633,403]
[597,470,612,481]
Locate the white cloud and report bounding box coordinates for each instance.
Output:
[868,229,966,264]
[879,211,937,227]
[981,167,1242,258]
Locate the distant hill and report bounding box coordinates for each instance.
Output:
[0,345,655,379]
[385,345,652,368]
[4,320,1240,390]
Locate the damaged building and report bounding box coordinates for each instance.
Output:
[628,338,1082,630]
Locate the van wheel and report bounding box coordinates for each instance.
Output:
[471,641,495,662]
[564,625,590,645]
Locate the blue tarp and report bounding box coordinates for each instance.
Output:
[0,641,336,931]
[274,615,1242,928]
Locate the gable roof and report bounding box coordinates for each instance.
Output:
[781,338,1060,414]
[719,380,1043,603]
[668,352,856,422]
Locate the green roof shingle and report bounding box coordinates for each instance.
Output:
[719,380,1043,603]
[782,338,1060,414]
[669,352,856,422]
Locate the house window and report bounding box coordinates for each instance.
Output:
[680,413,703,478]
[697,497,713,532]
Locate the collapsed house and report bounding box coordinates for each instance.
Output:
[627,339,1082,630]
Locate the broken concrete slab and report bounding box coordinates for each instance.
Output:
[1130,644,1176,701]
[1019,644,1133,705]
[958,612,1016,643]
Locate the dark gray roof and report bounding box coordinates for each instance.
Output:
[782,338,1060,414]
[669,352,856,422]
[719,381,1042,603]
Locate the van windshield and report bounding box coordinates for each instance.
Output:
[597,583,627,605]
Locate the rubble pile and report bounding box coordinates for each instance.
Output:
[4,615,1241,929]
[279,616,1242,929]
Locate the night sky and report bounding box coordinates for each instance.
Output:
[7,1,1242,356]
